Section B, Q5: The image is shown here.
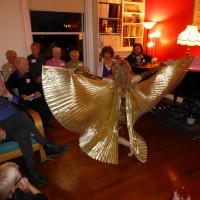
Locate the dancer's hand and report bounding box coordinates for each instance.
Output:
[132,75,142,83]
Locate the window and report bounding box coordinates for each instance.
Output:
[30,11,84,62]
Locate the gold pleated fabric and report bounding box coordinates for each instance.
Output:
[42,56,193,165]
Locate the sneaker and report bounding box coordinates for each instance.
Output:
[43,141,68,158]
[28,167,48,186]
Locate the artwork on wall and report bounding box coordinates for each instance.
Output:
[193,0,200,30]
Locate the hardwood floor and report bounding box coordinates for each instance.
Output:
[13,101,200,199]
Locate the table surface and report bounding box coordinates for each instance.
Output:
[189,56,200,72]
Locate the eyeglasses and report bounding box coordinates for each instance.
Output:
[14,176,23,186]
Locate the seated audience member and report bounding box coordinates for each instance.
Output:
[97,46,115,77]
[0,79,68,186]
[27,42,46,84]
[1,50,17,82]
[6,57,52,127]
[46,47,66,68]
[66,50,85,72]
[126,43,157,74]
[0,162,47,200]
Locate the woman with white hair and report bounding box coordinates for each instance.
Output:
[0,162,47,200]
[46,47,66,68]
[1,50,17,82]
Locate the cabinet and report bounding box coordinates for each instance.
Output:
[98,0,145,54]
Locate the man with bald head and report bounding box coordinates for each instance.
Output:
[6,57,51,127]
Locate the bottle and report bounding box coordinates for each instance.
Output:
[186,113,196,125]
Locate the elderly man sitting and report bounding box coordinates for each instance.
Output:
[6,57,52,127]
[1,50,17,82]
[0,78,68,186]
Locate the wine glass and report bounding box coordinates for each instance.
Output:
[172,186,191,200]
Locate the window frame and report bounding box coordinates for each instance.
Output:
[21,0,95,73]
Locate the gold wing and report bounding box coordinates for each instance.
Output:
[42,56,193,165]
[42,67,121,164]
[124,56,193,163]
[135,56,193,114]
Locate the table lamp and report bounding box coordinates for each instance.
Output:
[177,25,200,56]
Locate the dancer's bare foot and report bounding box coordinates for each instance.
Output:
[128,146,134,157]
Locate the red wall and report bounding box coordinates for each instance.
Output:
[145,0,199,62]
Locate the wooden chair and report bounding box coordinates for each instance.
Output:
[0,109,46,163]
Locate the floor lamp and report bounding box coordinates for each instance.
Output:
[148,31,160,57]
[142,22,156,53]
[177,25,200,56]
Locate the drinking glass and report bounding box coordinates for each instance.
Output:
[172,187,191,200]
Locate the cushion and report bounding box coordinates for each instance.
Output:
[0,138,37,154]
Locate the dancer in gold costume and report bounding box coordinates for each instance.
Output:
[42,56,193,164]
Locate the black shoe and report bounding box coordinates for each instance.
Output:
[44,123,54,129]
[43,141,68,158]
[28,167,48,186]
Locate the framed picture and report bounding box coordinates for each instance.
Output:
[193,0,200,30]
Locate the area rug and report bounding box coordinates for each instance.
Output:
[147,104,200,140]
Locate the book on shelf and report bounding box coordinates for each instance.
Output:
[123,38,135,47]
[99,3,121,19]
[99,19,103,32]
[109,4,121,18]
[123,25,127,37]
[99,3,109,18]
[124,0,143,2]
[99,0,121,3]
[123,25,137,37]
[136,25,142,37]
[124,4,139,12]
[130,25,136,36]
[123,14,140,23]
[116,21,122,33]
[123,24,142,37]
[99,35,121,47]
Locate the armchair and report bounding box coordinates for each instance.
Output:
[0,109,46,163]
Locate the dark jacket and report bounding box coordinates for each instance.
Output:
[126,53,153,74]
[7,188,48,200]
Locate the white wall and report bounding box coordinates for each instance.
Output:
[28,0,84,12]
[0,0,89,68]
[0,0,27,66]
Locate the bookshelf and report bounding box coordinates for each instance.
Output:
[98,0,122,49]
[98,0,145,55]
[122,0,144,47]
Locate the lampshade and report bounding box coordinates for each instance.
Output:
[149,31,160,38]
[142,22,156,29]
[147,41,154,48]
[177,25,200,46]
